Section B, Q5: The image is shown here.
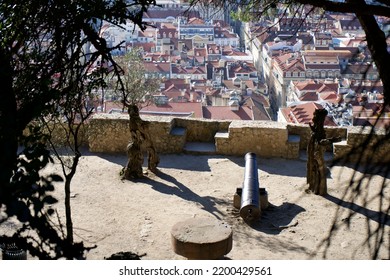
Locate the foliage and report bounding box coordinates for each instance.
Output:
[106,48,161,179]
[109,48,161,108]
[0,0,158,259]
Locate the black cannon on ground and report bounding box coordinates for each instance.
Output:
[239,152,262,222]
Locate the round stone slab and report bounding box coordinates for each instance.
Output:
[171,217,233,260]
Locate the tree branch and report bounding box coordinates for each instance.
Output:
[293,0,390,17]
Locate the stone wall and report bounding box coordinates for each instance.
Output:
[88,114,183,154]
[215,121,291,158]
[286,124,347,152]
[333,126,390,164]
[174,118,230,142]
[86,114,389,164]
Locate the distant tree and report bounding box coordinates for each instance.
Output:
[108,49,160,179]
[0,0,157,259]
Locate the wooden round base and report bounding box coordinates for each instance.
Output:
[171,217,233,260]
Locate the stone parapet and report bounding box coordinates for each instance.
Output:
[88,114,179,154]
[333,126,390,164]
[84,114,389,164]
[88,114,131,153]
[216,121,290,157]
[174,118,230,142]
[286,124,347,152]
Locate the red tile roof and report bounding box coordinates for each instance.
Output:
[300,91,318,102]
[319,92,338,103]
[281,102,337,126]
[222,80,256,91]
[202,106,254,120]
[171,65,206,75]
[143,61,171,73]
[242,96,271,120]
[130,42,156,53]
[141,102,203,118]
[273,53,305,72]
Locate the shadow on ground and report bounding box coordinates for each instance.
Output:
[325,194,390,226]
[133,170,230,219]
[245,202,305,235]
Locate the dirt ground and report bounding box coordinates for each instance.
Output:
[2,151,390,260]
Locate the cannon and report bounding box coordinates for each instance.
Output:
[240,152,261,222]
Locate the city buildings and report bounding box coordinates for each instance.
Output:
[95,2,388,127]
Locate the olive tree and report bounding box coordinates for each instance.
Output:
[109,49,160,179]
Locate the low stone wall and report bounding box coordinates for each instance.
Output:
[88,114,181,154]
[333,126,390,164]
[174,118,230,142]
[85,114,389,164]
[286,124,347,152]
[215,121,290,158]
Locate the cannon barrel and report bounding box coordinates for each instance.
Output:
[240,152,261,222]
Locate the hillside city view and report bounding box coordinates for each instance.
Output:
[1,0,389,267]
[90,0,389,128]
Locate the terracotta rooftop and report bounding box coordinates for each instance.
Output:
[143,53,171,62]
[227,61,257,79]
[299,91,318,102]
[281,102,337,126]
[129,42,156,53]
[222,80,256,91]
[274,53,305,72]
[202,106,254,120]
[305,64,340,70]
[319,92,339,103]
[292,80,338,93]
[192,48,207,57]
[143,61,171,73]
[222,46,248,56]
[242,95,271,121]
[171,65,206,75]
[303,50,352,58]
[215,28,239,39]
[141,102,203,118]
[206,44,222,55]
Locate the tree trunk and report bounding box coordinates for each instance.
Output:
[64,155,80,248]
[0,49,18,206]
[123,105,159,180]
[355,11,390,106]
[306,109,330,196]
